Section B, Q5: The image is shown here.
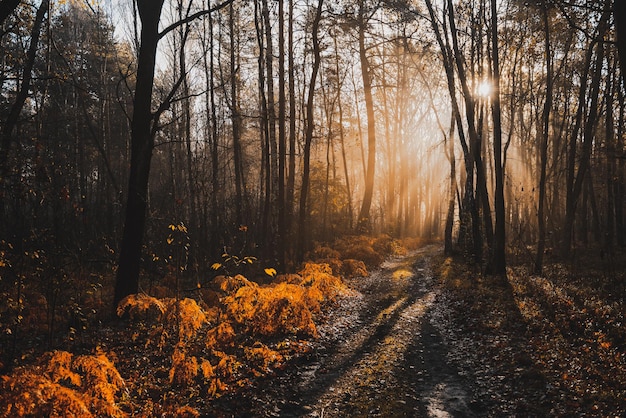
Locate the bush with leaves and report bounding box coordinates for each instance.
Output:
[0,349,125,417]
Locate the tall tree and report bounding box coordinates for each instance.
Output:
[489,0,506,277]
[114,0,235,307]
[114,0,166,307]
[355,0,377,232]
[561,3,610,258]
[0,0,49,184]
[534,1,553,275]
[298,0,324,258]
[615,0,626,88]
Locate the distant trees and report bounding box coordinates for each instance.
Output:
[423,0,625,273]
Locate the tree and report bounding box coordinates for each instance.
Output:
[355,0,377,233]
[489,0,506,277]
[113,0,167,307]
[114,0,236,307]
[560,2,610,258]
[297,0,324,259]
[0,0,20,26]
[614,0,626,88]
[534,1,553,275]
[0,0,49,184]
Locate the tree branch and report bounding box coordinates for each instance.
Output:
[158,0,237,40]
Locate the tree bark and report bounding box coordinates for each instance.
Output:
[0,0,20,26]
[444,113,456,255]
[489,0,506,277]
[229,3,245,226]
[297,0,323,259]
[114,0,166,307]
[356,0,377,233]
[561,6,609,257]
[0,0,49,184]
[615,0,626,90]
[534,2,552,275]
[285,0,297,259]
[277,0,287,267]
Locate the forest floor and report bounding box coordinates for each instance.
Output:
[210,244,626,417]
[2,241,625,417]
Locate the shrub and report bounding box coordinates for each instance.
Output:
[308,245,341,260]
[334,236,384,268]
[169,345,198,386]
[0,349,125,418]
[165,298,209,341]
[244,343,284,372]
[298,262,345,302]
[224,281,318,338]
[116,293,166,321]
[342,259,369,278]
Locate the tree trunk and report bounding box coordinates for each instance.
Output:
[297,0,323,259]
[229,3,245,226]
[489,0,506,277]
[334,34,353,229]
[356,0,377,233]
[615,0,626,90]
[277,0,287,268]
[534,2,552,275]
[444,113,456,255]
[285,0,297,257]
[425,0,477,260]
[0,0,49,184]
[562,7,609,257]
[114,0,166,307]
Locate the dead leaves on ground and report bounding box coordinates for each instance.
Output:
[437,255,625,416]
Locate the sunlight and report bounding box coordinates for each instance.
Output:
[476,80,492,98]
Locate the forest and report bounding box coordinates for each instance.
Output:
[0,0,625,416]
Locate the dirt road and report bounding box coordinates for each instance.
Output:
[212,245,482,417]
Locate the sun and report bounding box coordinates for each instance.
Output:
[476,80,492,98]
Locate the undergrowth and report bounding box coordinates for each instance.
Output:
[0,234,410,415]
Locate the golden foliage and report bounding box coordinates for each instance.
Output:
[46,350,82,387]
[298,262,346,302]
[1,370,92,418]
[213,351,239,380]
[244,343,284,372]
[309,245,341,260]
[214,274,256,295]
[342,259,368,278]
[200,358,215,381]
[165,298,209,341]
[0,350,125,418]
[116,293,166,320]
[224,282,318,337]
[333,235,389,268]
[258,283,318,336]
[169,345,198,386]
[221,263,346,338]
[206,321,236,349]
[73,349,125,417]
[206,376,227,398]
[274,273,303,284]
[175,405,200,418]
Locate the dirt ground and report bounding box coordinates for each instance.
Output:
[210,246,495,417]
[209,243,626,417]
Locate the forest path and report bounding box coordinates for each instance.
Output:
[213,245,480,417]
